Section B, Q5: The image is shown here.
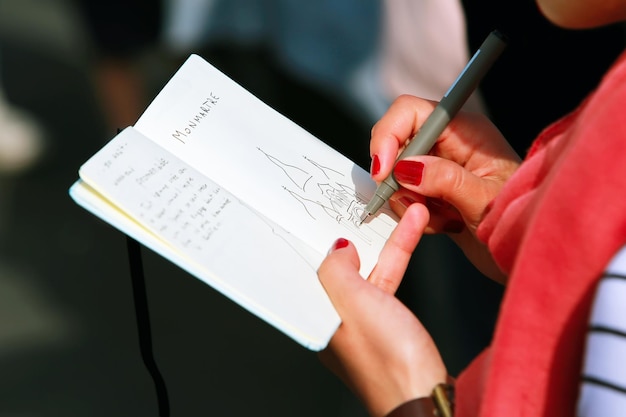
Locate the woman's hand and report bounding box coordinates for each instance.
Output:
[370,95,521,282]
[318,204,447,417]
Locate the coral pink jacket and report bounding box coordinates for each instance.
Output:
[456,50,626,417]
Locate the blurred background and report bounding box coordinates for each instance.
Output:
[0,0,623,416]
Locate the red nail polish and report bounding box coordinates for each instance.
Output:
[332,238,349,251]
[394,161,424,186]
[371,155,381,176]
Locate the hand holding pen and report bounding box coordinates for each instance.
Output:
[365,31,521,283]
[360,30,508,224]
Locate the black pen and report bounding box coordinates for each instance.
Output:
[359,30,507,224]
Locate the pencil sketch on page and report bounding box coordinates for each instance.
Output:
[257,147,388,244]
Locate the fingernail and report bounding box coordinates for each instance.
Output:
[330,238,349,253]
[443,220,465,234]
[398,195,418,209]
[394,161,424,186]
[371,154,381,176]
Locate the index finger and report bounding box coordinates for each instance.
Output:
[370,95,437,182]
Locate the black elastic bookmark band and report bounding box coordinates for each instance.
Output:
[126,236,170,416]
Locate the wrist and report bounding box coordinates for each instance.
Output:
[386,376,455,417]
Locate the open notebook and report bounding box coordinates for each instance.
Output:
[69,54,398,351]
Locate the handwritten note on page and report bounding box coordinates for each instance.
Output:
[133,54,398,278]
[75,127,340,350]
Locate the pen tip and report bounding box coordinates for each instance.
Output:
[358,211,369,226]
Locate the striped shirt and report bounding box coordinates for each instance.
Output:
[577,244,626,416]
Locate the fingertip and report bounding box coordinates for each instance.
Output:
[402,200,430,231]
[369,138,402,182]
[318,238,362,298]
[321,238,359,275]
[394,160,424,186]
[328,237,350,254]
[370,154,381,177]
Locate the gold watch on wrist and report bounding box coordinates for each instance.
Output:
[386,379,455,417]
[431,382,455,417]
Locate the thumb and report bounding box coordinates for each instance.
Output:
[317,238,364,312]
[393,155,499,226]
[368,203,429,294]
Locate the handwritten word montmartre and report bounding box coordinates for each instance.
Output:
[171,93,220,144]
